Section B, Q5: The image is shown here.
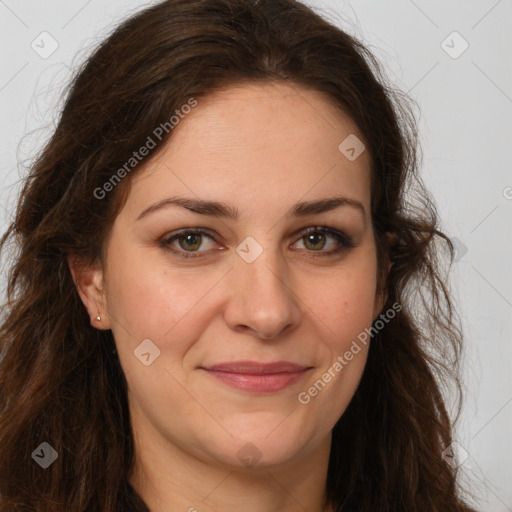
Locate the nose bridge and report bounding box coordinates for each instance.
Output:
[241,244,286,293]
[224,236,301,338]
[236,239,291,306]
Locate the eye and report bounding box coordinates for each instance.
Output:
[160,226,354,260]
[160,229,220,259]
[292,227,355,257]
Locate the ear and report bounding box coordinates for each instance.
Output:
[372,231,396,319]
[68,252,111,330]
[373,287,388,321]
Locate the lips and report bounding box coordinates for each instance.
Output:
[199,361,312,393]
[201,361,310,374]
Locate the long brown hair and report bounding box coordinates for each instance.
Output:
[0,0,476,510]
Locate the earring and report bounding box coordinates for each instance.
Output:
[96,315,101,322]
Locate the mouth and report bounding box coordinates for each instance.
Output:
[199,361,313,393]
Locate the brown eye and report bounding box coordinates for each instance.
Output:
[160,229,219,259]
[176,233,203,251]
[293,227,355,257]
[303,232,328,251]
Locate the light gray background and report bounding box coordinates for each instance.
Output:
[0,1,511,510]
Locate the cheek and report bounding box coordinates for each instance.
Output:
[297,263,377,421]
[105,242,219,341]
[104,249,214,417]
[304,256,379,351]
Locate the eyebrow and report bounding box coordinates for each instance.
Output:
[136,195,366,221]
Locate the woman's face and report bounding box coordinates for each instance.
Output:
[94,82,386,470]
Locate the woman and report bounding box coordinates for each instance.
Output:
[0,0,477,510]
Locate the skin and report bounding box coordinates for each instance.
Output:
[71,82,389,512]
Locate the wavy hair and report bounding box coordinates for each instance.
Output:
[0,0,475,510]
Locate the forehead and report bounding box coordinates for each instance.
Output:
[125,82,372,219]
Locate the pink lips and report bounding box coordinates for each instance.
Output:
[200,361,311,393]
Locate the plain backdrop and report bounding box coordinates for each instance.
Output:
[0,1,511,510]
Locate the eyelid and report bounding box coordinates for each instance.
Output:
[159,226,355,259]
[159,228,216,254]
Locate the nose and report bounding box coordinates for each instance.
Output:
[223,247,302,340]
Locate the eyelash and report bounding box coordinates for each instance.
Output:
[159,227,355,260]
